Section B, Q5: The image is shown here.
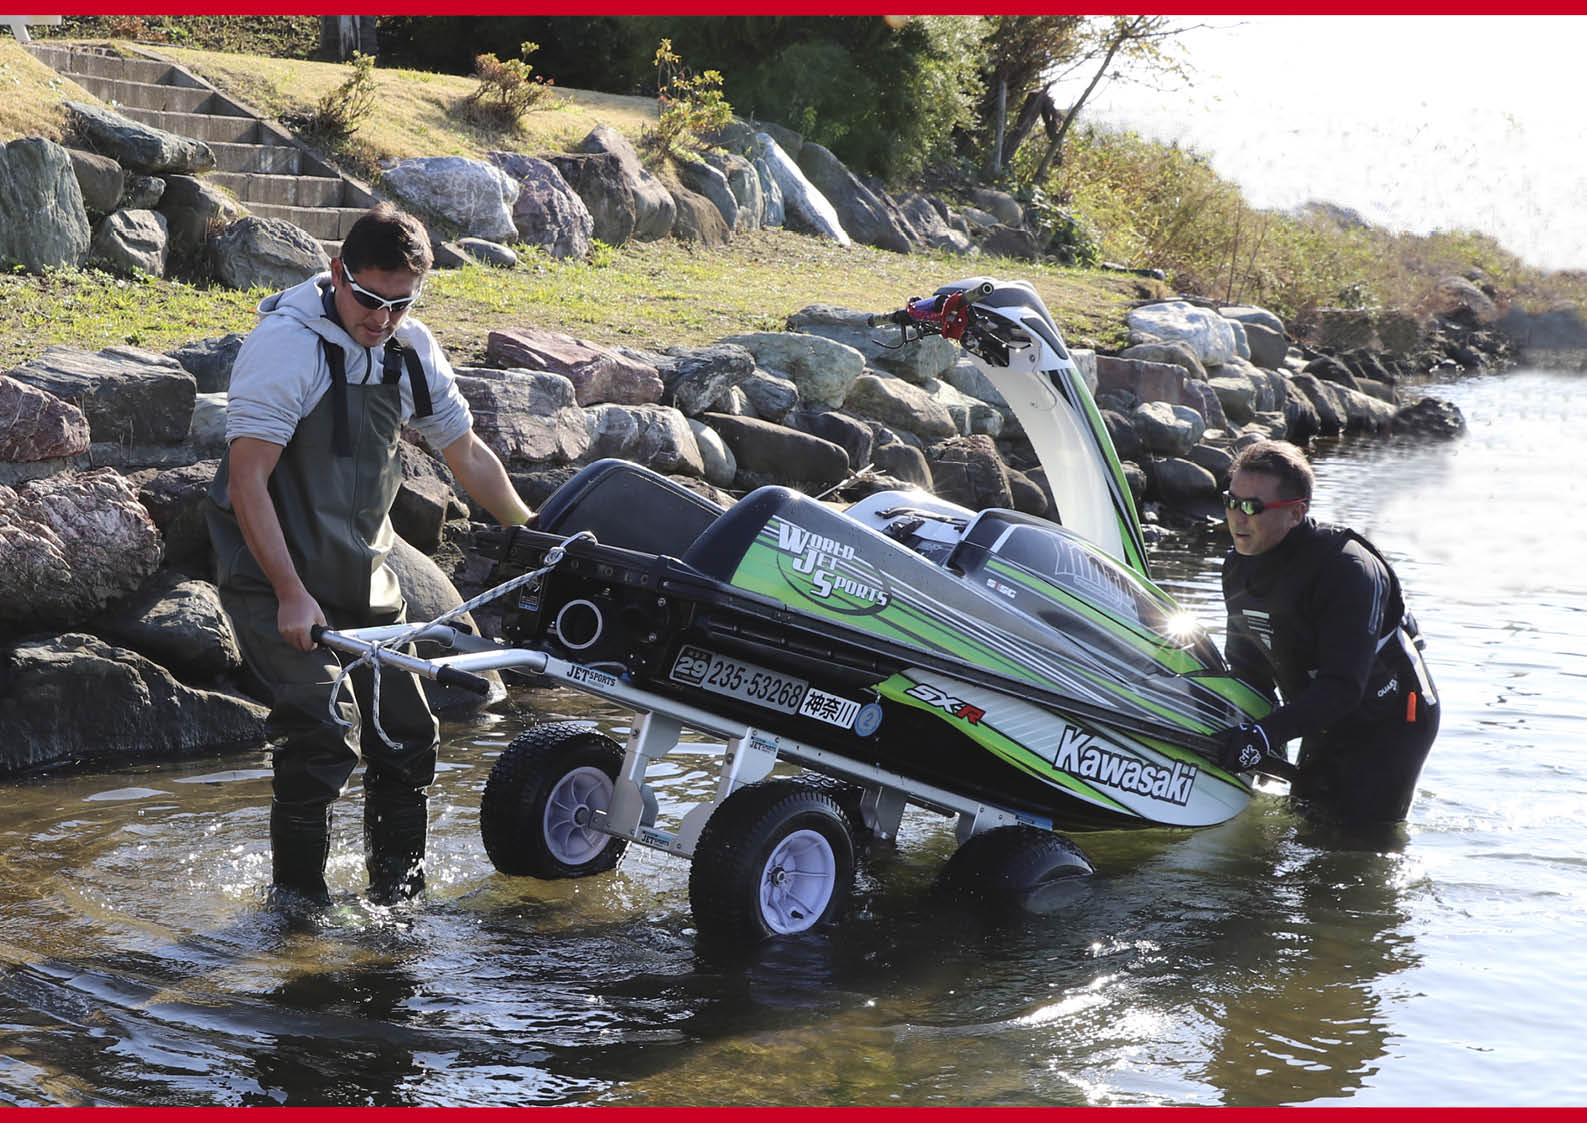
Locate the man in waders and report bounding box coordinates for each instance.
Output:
[207,204,532,908]
[1214,439,1439,825]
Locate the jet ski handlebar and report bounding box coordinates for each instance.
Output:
[867,281,997,342]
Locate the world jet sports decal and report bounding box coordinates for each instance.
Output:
[773,520,891,612]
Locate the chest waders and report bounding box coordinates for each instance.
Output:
[207,337,439,906]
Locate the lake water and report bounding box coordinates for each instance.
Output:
[1,369,1583,1106]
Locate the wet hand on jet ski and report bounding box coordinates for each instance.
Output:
[1215,722,1297,779]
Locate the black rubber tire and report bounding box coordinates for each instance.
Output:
[937,825,1093,906]
[795,771,876,847]
[688,779,855,950]
[480,721,628,878]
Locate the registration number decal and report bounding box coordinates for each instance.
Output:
[671,645,808,713]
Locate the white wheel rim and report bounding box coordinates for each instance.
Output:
[542,766,614,866]
[758,828,837,934]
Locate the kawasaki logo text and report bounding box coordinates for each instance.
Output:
[1051,725,1196,806]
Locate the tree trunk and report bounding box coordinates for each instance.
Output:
[985,78,1007,177]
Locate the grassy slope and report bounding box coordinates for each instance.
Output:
[0,39,1156,370]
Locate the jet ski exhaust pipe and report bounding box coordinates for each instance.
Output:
[553,598,605,651]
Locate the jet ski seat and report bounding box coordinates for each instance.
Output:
[533,458,726,558]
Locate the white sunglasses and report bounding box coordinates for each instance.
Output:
[344,272,422,313]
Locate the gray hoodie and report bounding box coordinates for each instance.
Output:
[224,271,472,452]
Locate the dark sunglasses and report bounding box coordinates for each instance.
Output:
[1223,491,1306,517]
[344,272,421,314]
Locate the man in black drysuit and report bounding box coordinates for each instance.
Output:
[1215,439,1439,825]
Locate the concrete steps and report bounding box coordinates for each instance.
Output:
[26,41,378,258]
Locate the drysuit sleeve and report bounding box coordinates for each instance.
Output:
[1224,610,1277,702]
[1259,546,1390,746]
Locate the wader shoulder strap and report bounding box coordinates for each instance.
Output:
[381,339,434,419]
[322,338,352,459]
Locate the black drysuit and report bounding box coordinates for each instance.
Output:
[1222,518,1439,824]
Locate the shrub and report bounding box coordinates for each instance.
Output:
[301,51,376,144]
[641,38,733,162]
[463,41,556,130]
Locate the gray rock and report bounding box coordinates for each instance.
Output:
[1238,320,1288,368]
[121,173,165,210]
[452,366,590,467]
[7,344,196,447]
[755,135,848,246]
[1186,442,1233,489]
[688,418,737,487]
[95,572,241,680]
[545,151,636,246]
[129,459,218,576]
[88,208,168,276]
[969,186,1023,228]
[457,238,518,268]
[929,434,1013,511]
[384,155,519,243]
[391,441,465,553]
[785,304,958,384]
[977,223,1041,261]
[486,326,662,406]
[739,368,799,422]
[664,170,732,247]
[1207,375,1258,424]
[209,215,329,292]
[652,343,755,417]
[752,156,785,228]
[188,391,227,454]
[0,375,90,462]
[674,156,738,232]
[795,142,910,254]
[1291,373,1346,436]
[157,174,241,257]
[867,423,933,489]
[1119,340,1208,382]
[1392,396,1466,439]
[842,373,958,440]
[1219,304,1285,336]
[705,151,762,231]
[0,137,91,272]
[165,333,244,394]
[1128,301,1242,365]
[577,124,675,240]
[0,469,164,634]
[895,192,974,254]
[702,413,849,487]
[582,403,704,477]
[1180,378,1230,433]
[923,377,1003,438]
[1132,400,1205,457]
[67,146,124,215]
[784,408,874,471]
[717,331,865,409]
[1149,457,1220,516]
[65,100,215,174]
[491,154,591,259]
[0,632,268,776]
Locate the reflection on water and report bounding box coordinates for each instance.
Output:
[3,371,1586,1105]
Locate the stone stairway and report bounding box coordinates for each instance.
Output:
[25,41,378,257]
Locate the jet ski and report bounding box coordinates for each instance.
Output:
[315,277,1281,950]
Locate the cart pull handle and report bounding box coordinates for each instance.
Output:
[311,624,493,696]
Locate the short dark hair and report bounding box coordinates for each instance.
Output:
[339,203,433,276]
[1230,439,1314,501]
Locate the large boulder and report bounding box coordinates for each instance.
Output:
[739,368,799,423]
[928,434,1014,511]
[157,174,242,258]
[66,147,125,216]
[544,151,636,246]
[784,304,958,384]
[688,418,737,488]
[674,156,739,232]
[661,168,732,248]
[755,135,849,246]
[795,142,910,254]
[977,224,1042,262]
[1128,301,1243,365]
[843,373,958,440]
[923,377,1003,438]
[486,326,663,406]
[1132,400,1205,457]
[94,572,242,681]
[166,333,245,394]
[577,124,675,240]
[0,469,164,636]
[582,403,705,477]
[451,367,591,467]
[487,152,593,259]
[0,137,91,272]
[1433,275,1500,325]
[1291,372,1346,436]
[88,208,169,277]
[705,151,763,231]
[65,101,215,174]
[1119,340,1208,383]
[894,192,975,255]
[383,155,519,243]
[1095,355,1188,407]
[717,331,865,409]
[0,632,268,776]
[649,343,756,417]
[701,413,850,489]
[0,376,91,463]
[129,458,219,576]
[969,187,1023,228]
[784,407,874,472]
[6,345,196,450]
[209,215,330,291]
[752,155,786,228]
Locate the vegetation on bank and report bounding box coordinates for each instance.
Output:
[5,16,1585,369]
